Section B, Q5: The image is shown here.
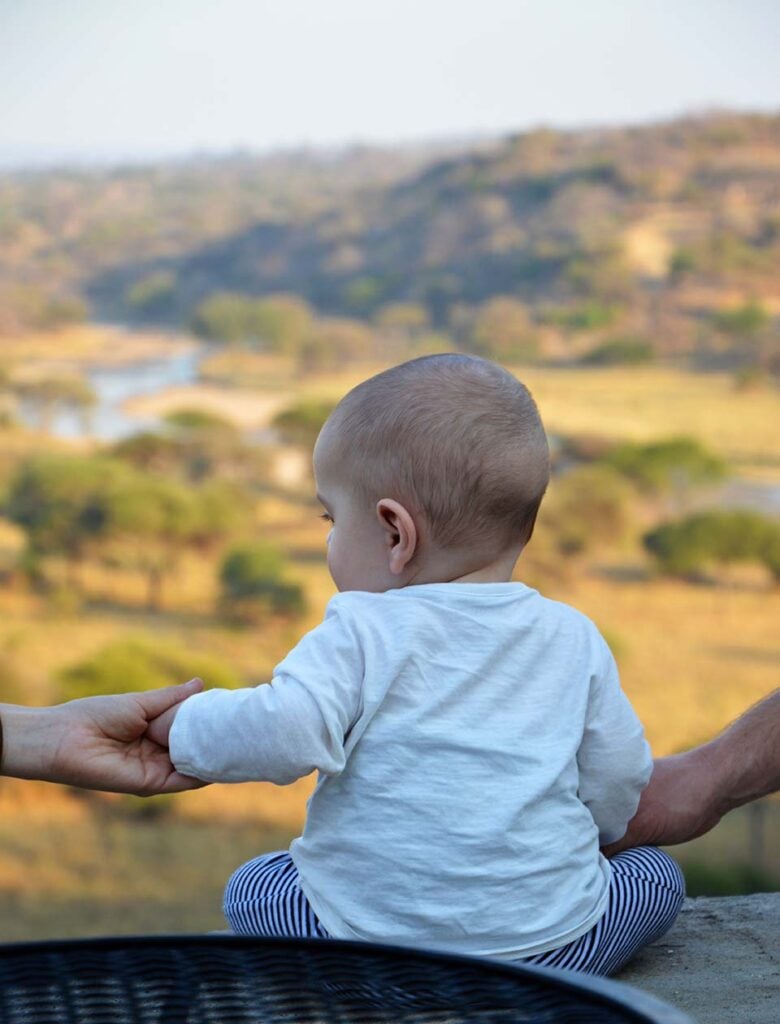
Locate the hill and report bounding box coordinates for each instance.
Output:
[2,112,779,366]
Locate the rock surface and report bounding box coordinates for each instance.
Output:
[619,894,779,1023]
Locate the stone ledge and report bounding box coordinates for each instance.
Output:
[619,894,779,1024]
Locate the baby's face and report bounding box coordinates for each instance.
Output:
[313,429,395,593]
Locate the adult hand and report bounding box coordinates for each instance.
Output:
[0,679,205,796]
[602,749,722,856]
[603,689,780,857]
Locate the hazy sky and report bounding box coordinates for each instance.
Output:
[1,0,779,166]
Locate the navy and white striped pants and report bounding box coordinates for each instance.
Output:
[223,846,684,977]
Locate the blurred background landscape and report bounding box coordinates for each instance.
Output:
[0,0,778,939]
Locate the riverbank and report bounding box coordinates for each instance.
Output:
[4,323,197,370]
[123,384,291,431]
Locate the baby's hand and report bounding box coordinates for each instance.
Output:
[145,704,181,747]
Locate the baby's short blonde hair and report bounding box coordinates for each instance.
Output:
[321,354,550,554]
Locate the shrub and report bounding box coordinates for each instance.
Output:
[712,300,770,337]
[606,437,727,495]
[163,409,238,436]
[58,636,242,702]
[272,400,335,451]
[541,301,619,331]
[643,510,780,581]
[581,336,654,366]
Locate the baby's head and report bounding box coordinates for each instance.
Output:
[313,353,550,592]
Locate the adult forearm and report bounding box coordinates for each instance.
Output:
[706,688,780,815]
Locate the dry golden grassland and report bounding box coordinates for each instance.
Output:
[520,366,780,480]
[0,353,777,938]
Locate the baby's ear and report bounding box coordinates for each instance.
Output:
[376,499,417,574]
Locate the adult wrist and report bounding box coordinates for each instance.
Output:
[0,704,59,782]
[696,732,748,818]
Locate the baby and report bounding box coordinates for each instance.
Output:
[148,353,684,975]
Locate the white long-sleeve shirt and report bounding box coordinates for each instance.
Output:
[170,582,652,958]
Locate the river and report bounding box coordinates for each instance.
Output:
[17,344,206,442]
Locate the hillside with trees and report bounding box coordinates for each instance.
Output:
[1,112,778,370]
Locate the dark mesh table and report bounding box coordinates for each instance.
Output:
[0,935,694,1024]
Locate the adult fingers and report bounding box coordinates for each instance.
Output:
[135,678,204,720]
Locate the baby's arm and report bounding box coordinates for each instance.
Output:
[577,642,653,846]
[166,603,363,785]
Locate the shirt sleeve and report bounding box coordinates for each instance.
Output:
[576,638,653,845]
[168,601,364,784]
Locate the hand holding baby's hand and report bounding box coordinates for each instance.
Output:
[145,703,181,747]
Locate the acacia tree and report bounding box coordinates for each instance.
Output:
[6,453,250,610]
[111,410,268,486]
[103,474,250,610]
[104,476,198,610]
[219,542,305,624]
[644,510,780,582]
[606,437,727,499]
[5,454,131,588]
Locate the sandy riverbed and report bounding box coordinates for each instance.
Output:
[123,383,292,430]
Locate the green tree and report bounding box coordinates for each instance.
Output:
[219,543,305,623]
[297,317,374,374]
[103,476,249,610]
[249,294,312,354]
[104,475,199,610]
[191,293,255,344]
[112,411,267,486]
[190,292,313,352]
[5,454,131,584]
